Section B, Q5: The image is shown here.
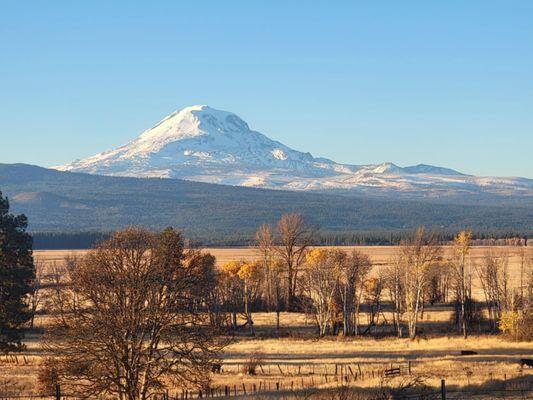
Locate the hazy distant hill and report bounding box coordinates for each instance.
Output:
[1,164,531,242]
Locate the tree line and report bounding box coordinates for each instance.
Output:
[31,229,530,249]
[213,221,532,341]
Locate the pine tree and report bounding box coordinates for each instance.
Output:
[0,191,35,352]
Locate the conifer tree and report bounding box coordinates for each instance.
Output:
[0,191,35,352]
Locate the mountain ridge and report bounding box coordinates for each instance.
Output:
[56,105,532,201]
[1,163,531,237]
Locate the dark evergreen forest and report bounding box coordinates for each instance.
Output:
[1,164,531,248]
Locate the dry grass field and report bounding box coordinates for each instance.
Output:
[1,246,531,399]
[34,245,529,301]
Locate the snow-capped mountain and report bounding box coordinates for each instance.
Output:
[56,105,533,201]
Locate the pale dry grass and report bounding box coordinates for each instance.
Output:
[34,246,529,301]
[211,334,532,394]
[3,315,532,396]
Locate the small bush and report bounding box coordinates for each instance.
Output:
[243,352,264,375]
[499,310,533,341]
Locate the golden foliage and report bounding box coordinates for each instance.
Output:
[221,260,244,277]
[222,260,262,282]
[454,230,472,255]
[237,261,261,281]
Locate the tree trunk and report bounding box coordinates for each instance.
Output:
[244,282,255,336]
[231,311,237,331]
[342,286,350,336]
[287,264,293,310]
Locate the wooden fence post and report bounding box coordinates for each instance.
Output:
[441,379,446,400]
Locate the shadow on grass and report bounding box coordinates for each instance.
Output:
[217,373,533,399]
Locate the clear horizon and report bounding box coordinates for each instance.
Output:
[1,1,532,178]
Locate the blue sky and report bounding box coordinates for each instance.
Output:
[1,1,532,177]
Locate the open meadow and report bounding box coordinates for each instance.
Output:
[33,245,530,300]
[1,246,531,399]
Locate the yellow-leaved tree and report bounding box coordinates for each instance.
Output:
[453,230,472,338]
[221,261,245,330]
[237,261,262,335]
[221,260,262,335]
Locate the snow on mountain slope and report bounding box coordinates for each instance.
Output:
[56,105,533,200]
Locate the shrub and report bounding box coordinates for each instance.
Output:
[243,352,264,375]
[499,310,533,341]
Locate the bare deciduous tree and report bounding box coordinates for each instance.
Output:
[397,227,442,339]
[255,224,275,311]
[384,256,406,338]
[474,249,511,331]
[28,260,45,329]
[270,258,285,333]
[302,249,340,336]
[337,250,372,336]
[46,228,224,400]
[275,214,315,310]
[450,231,472,338]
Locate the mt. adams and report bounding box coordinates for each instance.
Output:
[57,105,532,201]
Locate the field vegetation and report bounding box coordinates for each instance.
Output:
[1,194,532,400]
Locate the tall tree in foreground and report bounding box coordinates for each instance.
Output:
[275,213,315,310]
[0,191,35,353]
[46,228,224,400]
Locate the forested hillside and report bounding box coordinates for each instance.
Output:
[1,163,531,244]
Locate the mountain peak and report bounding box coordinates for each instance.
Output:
[370,162,401,174]
[56,105,318,179]
[55,106,531,198]
[141,105,249,141]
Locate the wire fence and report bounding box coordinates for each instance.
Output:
[1,361,531,400]
[1,386,532,400]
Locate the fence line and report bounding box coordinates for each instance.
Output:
[2,363,531,400]
[2,380,531,400]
